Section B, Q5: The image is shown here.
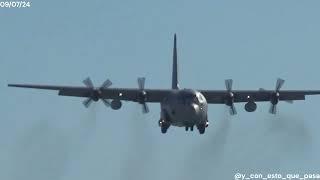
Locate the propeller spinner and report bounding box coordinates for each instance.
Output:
[82,77,112,108]
[269,78,284,114]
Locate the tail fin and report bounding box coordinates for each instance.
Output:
[172,34,179,89]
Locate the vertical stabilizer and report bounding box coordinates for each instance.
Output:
[172,34,179,89]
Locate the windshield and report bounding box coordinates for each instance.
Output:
[179,90,199,104]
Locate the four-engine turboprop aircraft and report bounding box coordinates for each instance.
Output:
[8,34,320,134]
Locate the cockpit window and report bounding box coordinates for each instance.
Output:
[179,90,198,104]
[185,93,196,101]
[188,94,199,104]
[186,94,196,99]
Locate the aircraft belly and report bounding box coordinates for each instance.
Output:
[167,104,203,127]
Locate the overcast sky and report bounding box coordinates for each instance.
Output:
[1,0,320,179]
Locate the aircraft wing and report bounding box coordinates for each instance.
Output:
[200,90,320,104]
[9,84,320,103]
[7,84,171,103]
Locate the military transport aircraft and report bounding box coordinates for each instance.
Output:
[8,34,320,134]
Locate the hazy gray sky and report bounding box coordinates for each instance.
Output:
[1,0,320,179]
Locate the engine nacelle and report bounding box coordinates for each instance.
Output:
[111,100,122,110]
[244,101,257,112]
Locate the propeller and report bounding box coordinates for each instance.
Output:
[82,77,112,108]
[137,77,149,113]
[269,78,284,114]
[225,79,237,115]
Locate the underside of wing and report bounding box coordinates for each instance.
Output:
[202,89,320,115]
[200,90,320,104]
[8,84,171,102]
[8,77,172,113]
[200,79,320,105]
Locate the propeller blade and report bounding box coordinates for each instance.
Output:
[101,99,111,107]
[225,79,233,91]
[229,104,237,115]
[275,78,285,91]
[83,77,94,88]
[142,103,149,113]
[83,98,93,108]
[269,104,277,114]
[101,79,112,89]
[81,78,113,108]
[137,77,149,113]
[138,77,145,90]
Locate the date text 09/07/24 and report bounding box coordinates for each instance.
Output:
[0,1,31,8]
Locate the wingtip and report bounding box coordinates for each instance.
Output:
[8,84,22,88]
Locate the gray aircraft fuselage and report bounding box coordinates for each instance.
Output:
[156,35,209,133]
[160,89,209,132]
